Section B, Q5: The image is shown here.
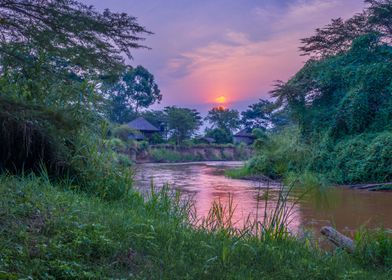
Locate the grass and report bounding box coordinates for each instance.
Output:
[150,148,203,163]
[236,127,392,186]
[224,166,252,179]
[0,174,391,279]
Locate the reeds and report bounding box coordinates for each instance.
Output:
[197,179,309,242]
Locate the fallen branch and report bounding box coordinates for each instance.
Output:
[320,226,355,253]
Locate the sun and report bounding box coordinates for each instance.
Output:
[215,96,227,104]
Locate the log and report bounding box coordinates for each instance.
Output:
[320,226,356,253]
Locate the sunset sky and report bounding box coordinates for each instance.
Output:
[82,0,365,114]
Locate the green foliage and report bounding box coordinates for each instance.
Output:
[354,228,392,268]
[164,106,202,144]
[0,97,83,175]
[0,0,150,76]
[224,166,252,179]
[0,175,391,279]
[241,99,276,130]
[67,129,134,201]
[149,133,165,144]
[205,106,240,133]
[205,128,233,144]
[141,110,167,131]
[248,127,311,180]
[300,0,392,58]
[112,125,134,142]
[150,149,202,163]
[311,132,392,183]
[263,17,392,184]
[107,138,128,153]
[104,66,162,123]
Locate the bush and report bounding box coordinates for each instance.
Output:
[246,126,392,184]
[112,125,134,142]
[150,149,200,162]
[310,132,392,183]
[68,130,133,200]
[354,228,392,268]
[205,128,233,144]
[107,138,128,153]
[247,127,312,179]
[0,98,83,176]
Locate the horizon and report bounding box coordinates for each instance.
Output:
[82,0,365,116]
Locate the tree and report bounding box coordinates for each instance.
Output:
[205,128,232,144]
[0,0,152,176]
[0,0,150,76]
[300,0,392,58]
[241,99,275,130]
[104,66,161,123]
[205,106,240,133]
[141,110,167,130]
[164,106,202,144]
[0,0,151,120]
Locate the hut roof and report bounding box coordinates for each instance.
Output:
[127,117,159,132]
[234,128,255,138]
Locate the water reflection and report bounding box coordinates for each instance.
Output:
[135,162,392,236]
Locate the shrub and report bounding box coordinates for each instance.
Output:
[112,125,134,142]
[354,228,392,268]
[107,138,127,153]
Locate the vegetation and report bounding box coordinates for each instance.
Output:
[240,1,392,185]
[205,107,241,133]
[241,99,276,130]
[205,128,233,144]
[0,0,391,278]
[104,66,162,123]
[1,175,391,279]
[149,144,250,163]
[150,149,203,163]
[164,106,202,145]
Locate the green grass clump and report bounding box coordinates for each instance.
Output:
[150,148,202,162]
[243,127,392,185]
[224,166,252,179]
[0,175,391,279]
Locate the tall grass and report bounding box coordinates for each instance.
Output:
[0,174,391,279]
[198,179,309,243]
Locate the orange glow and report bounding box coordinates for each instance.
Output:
[215,96,227,104]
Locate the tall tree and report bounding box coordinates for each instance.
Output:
[300,0,392,58]
[205,106,240,133]
[164,106,202,144]
[241,99,275,130]
[0,0,150,75]
[104,66,161,123]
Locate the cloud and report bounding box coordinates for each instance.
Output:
[160,0,364,107]
[163,29,303,106]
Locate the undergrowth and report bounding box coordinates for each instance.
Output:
[0,175,391,279]
[229,127,392,186]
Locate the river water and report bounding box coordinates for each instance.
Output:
[135,161,392,238]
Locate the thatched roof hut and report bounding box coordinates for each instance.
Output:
[233,129,255,145]
[127,117,159,132]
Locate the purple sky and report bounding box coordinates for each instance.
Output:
[82,0,365,115]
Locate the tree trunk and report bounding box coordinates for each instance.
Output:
[320,226,356,253]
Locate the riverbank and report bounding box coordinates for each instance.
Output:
[1,174,391,279]
[134,144,253,163]
[226,166,392,192]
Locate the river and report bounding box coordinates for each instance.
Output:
[135,161,392,239]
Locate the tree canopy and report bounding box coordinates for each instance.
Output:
[241,99,275,130]
[104,66,161,123]
[164,106,202,144]
[0,0,150,75]
[0,0,151,176]
[263,1,392,183]
[300,0,392,58]
[205,106,240,133]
